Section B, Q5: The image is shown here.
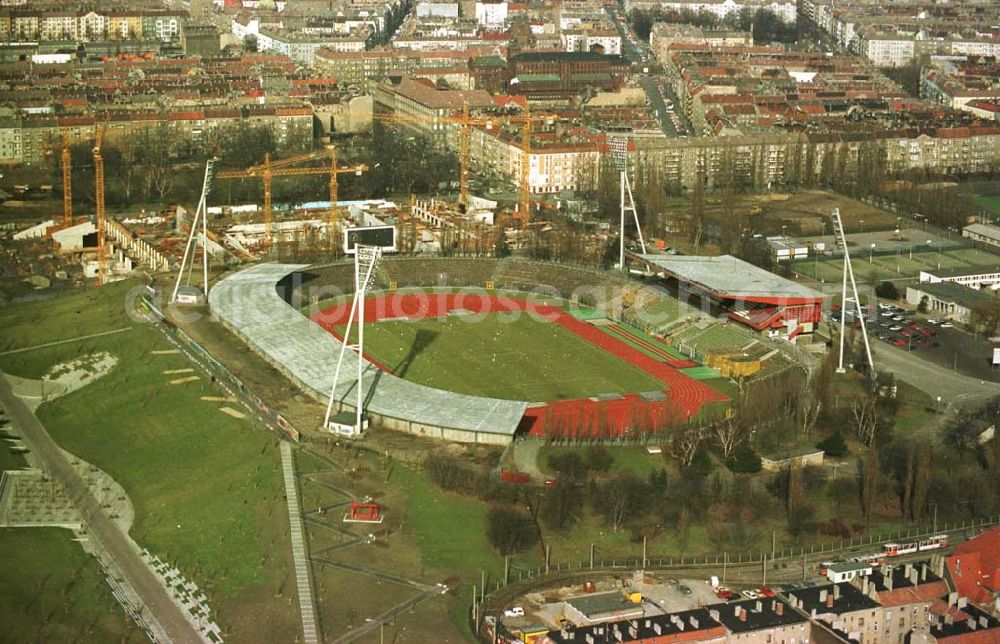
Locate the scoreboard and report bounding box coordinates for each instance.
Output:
[343,225,397,254]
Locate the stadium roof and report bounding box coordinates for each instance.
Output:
[636,254,827,304]
[209,263,527,437]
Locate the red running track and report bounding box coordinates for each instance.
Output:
[310,294,729,437]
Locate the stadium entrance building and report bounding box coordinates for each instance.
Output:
[634,254,826,341]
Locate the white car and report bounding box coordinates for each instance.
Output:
[504,607,525,618]
[927,319,940,325]
[741,590,759,600]
[939,322,954,328]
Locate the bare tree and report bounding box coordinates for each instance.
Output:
[712,420,744,459]
[851,394,879,447]
[860,449,879,524]
[673,425,705,467]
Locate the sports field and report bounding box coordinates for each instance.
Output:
[341,314,662,401]
[973,194,1000,214]
[793,246,1000,283]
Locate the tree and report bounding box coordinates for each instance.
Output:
[817,430,849,457]
[540,480,583,530]
[851,394,880,447]
[726,442,762,473]
[592,472,646,531]
[713,419,745,459]
[486,506,538,555]
[827,478,858,513]
[875,281,899,300]
[917,295,929,314]
[585,445,613,473]
[548,452,587,480]
[971,298,1000,337]
[787,503,816,539]
[673,425,705,467]
[243,34,258,52]
[860,450,879,524]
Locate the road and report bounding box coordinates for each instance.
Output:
[0,373,203,644]
[872,342,1000,409]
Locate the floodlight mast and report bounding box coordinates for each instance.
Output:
[171,159,216,303]
[323,244,382,436]
[610,137,646,271]
[832,208,876,378]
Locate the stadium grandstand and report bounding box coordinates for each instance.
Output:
[633,254,827,342]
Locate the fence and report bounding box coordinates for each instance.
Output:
[141,288,301,442]
[470,514,1000,641]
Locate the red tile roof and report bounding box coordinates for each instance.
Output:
[946,526,1000,605]
[877,580,949,607]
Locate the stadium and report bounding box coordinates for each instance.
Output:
[208,257,802,445]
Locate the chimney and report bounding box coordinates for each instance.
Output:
[788,593,797,605]
[826,593,834,609]
[653,622,662,635]
[958,597,968,609]
[755,600,763,613]
[967,618,977,630]
[709,609,720,622]
[980,616,989,628]
[945,613,954,626]
[819,589,828,604]
[909,567,919,587]
[861,578,869,595]
[921,563,928,582]
[811,608,817,618]
[689,616,699,629]
[886,572,894,592]
[833,584,841,600]
[739,608,747,623]
[948,592,958,606]
[677,619,685,631]
[734,606,741,617]
[904,563,913,578]
[776,602,784,616]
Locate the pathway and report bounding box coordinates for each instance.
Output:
[280,440,320,644]
[510,438,546,481]
[0,373,202,644]
[0,327,133,356]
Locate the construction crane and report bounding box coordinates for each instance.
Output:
[215,147,366,251]
[93,126,107,285]
[61,145,72,227]
[371,105,554,224]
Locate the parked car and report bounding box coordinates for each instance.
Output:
[940,322,954,328]
[741,590,759,600]
[716,587,735,600]
[504,607,525,618]
[757,586,776,598]
[889,325,903,331]
[677,585,693,595]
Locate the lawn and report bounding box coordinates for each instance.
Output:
[793,247,1000,284]
[539,444,667,480]
[0,528,141,643]
[342,313,663,402]
[0,284,297,641]
[972,194,1000,214]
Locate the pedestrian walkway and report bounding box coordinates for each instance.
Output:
[280,440,319,644]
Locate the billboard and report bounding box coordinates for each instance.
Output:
[343,225,397,254]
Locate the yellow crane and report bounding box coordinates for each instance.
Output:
[371,105,554,225]
[93,126,107,285]
[215,146,366,251]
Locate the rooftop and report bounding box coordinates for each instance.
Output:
[788,583,880,615]
[910,281,996,311]
[564,591,642,620]
[947,526,1000,605]
[636,254,827,304]
[710,598,807,633]
[544,608,726,643]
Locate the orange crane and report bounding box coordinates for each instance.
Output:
[61,145,72,227]
[371,105,554,225]
[93,126,107,285]
[215,146,366,251]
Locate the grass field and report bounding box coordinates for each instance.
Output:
[342,313,663,402]
[793,247,1000,283]
[973,194,1000,214]
[0,528,140,642]
[0,282,297,641]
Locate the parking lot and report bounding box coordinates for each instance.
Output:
[833,303,1000,383]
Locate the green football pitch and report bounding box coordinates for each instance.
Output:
[341,314,663,402]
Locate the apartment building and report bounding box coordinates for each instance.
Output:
[712,597,811,643]
[650,24,752,62]
[624,0,796,23]
[315,46,506,87]
[0,8,185,42]
[867,562,950,643]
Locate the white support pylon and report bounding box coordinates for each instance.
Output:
[832,208,876,378]
[171,159,215,303]
[323,245,382,436]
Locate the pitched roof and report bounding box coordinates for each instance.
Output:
[946,526,1000,605]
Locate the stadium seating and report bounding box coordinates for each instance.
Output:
[493,259,626,299]
[381,258,501,289]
